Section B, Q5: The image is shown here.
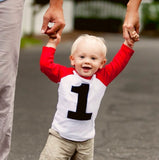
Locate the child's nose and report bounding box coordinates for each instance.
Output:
[84,58,90,63]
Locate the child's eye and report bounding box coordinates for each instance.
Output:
[91,57,96,60]
[80,56,84,59]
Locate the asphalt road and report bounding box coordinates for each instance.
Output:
[9,33,159,160]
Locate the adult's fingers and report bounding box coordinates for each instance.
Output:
[123,24,134,47]
[41,15,50,33]
[123,24,130,40]
[45,20,65,36]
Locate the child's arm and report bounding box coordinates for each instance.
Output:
[99,43,134,86]
[98,31,139,86]
[46,34,61,48]
[40,34,72,83]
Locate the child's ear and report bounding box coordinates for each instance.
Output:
[99,58,106,69]
[69,55,75,66]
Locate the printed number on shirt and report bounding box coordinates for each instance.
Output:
[67,83,92,120]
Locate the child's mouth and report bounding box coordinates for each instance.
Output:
[82,66,91,70]
[82,66,92,72]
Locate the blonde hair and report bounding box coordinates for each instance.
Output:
[71,34,107,57]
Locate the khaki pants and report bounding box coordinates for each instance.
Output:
[0,0,24,159]
[39,129,94,160]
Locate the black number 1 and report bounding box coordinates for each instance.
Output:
[67,83,92,120]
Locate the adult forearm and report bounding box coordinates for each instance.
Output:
[49,0,63,8]
[127,0,142,12]
[122,0,142,47]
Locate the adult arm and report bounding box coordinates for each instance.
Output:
[123,0,142,46]
[41,0,65,37]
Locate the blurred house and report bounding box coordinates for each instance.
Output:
[22,0,74,35]
[22,0,154,36]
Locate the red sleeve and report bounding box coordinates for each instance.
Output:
[40,46,73,83]
[96,44,134,86]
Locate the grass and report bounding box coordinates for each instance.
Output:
[20,35,42,48]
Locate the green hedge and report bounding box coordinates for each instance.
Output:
[142,2,159,31]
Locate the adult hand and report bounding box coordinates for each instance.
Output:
[41,0,65,37]
[123,0,141,47]
[123,11,140,46]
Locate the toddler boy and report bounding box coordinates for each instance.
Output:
[39,32,139,160]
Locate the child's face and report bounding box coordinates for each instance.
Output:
[70,39,106,77]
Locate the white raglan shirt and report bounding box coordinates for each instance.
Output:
[40,44,134,141]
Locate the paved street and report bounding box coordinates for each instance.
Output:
[9,32,159,160]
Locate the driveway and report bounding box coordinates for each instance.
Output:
[9,32,159,160]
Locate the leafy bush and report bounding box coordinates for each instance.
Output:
[142,2,159,31]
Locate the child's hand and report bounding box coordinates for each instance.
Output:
[124,31,139,49]
[131,31,139,42]
[46,33,61,48]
